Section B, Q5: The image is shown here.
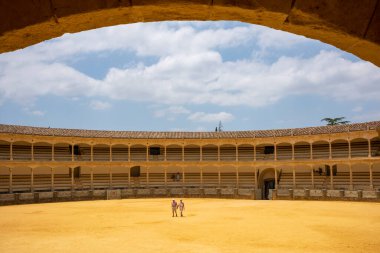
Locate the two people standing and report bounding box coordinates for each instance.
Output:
[171,199,185,217]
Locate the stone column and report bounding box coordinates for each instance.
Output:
[31,167,34,192]
[310,143,313,160]
[71,167,74,191]
[110,146,113,162]
[218,168,221,188]
[200,146,203,161]
[218,146,220,162]
[10,142,13,161]
[292,166,296,189]
[274,168,278,190]
[236,166,239,188]
[329,142,332,159]
[369,163,373,189]
[9,168,13,193]
[71,144,74,161]
[236,145,238,162]
[146,166,150,188]
[51,167,54,191]
[31,143,34,161]
[253,145,256,161]
[330,164,334,190]
[164,146,167,161]
[109,167,113,189]
[292,144,295,160]
[311,166,314,189]
[164,167,167,188]
[274,144,277,161]
[348,140,351,159]
[368,139,372,157]
[90,167,94,190]
[90,145,93,162]
[146,146,149,161]
[182,167,185,187]
[127,145,130,162]
[182,146,185,162]
[200,167,203,188]
[52,144,55,161]
[254,167,258,190]
[349,163,353,190]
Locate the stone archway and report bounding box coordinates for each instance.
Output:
[0,1,380,66]
[258,168,276,200]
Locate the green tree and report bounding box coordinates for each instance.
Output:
[321,117,350,126]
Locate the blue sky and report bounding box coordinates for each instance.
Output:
[0,21,379,131]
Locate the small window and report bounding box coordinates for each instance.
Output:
[149,147,161,155]
[130,166,141,177]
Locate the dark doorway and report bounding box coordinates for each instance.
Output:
[130,166,141,177]
[263,179,275,200]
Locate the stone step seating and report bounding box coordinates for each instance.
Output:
[184,147,200,161]
[238,172,255,187]
[238,146,254,161]
[92,147,110,161]
[111,147,129,161]
[202,147,218,161]
[0,144,10,160]
[220,146,236,161]
[130,147,147,161]
[33,146,52,161]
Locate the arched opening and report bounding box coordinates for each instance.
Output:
[130,144,147,161]
[148,144,164,161]
[220,144,236,161]
[294,141,311,160]
[258,168,276,200]
[370,137,380,157]
[93,144,110,161]
[184,145,200,161]
[12,141,32,161]
[0,141,11,160]
[33,142,52,161]
[237,144,254,161]
[256,143,274,161]
[112,144,129,161]
[351,138,369,158]
[54,143,72,161]
[166,144,182,161]
[75,143,91,161]
[312,140,330,159]
[202,144,218,161]
[276,142,292,160]
[331,139,349,159]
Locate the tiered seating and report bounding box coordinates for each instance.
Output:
[276,145,292,160]
[220,145,236,161]
[238,145,254,161]
[351,140,369,157]
[370,139,380,156]
[238,172,255,188]
[13,144,32,160]
[130,146,146,161]
[54,145,72,161]
[92,173,110,189]
[148,172,165,187]
[294,143,311,160]
[0,174,9,193]
[184,172,201,187]
[53,174,71,190]
[373,171,380,189]
[78,173,91,189]
[112,146,129,161]
[0,144,10,160]
[220,172,237,187]
[256,146,274,160]
[333,171,350,189]
[202,172,218,187]
[12,174,31,192]
[352,171,371,190]
[294,171,312,189]
[278,172,293,189]
[76,145,91,161]
[166,146,182,161]
[331,141,349,158]
[184,146,200,161]
[34,174,52,191]
[312,143,329,159]
[111,173,129,188]
[34,144,52,161]
[93,146,110,161]
[202,146,218,161]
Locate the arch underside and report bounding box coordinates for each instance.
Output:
[0,1,380,66]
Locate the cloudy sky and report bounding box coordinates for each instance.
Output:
[0,21,379,131]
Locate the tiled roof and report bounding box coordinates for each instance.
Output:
[0,121,379,139]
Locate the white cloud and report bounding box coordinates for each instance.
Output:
[154,106,190,119]
[188,112,234,123]
[0,22,379,113]
[90,100,111,110]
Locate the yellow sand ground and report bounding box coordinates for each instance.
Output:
[0,199,379,253]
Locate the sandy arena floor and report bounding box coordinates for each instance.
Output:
[0,199,379,253]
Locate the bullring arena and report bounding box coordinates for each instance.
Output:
[1,122,380,252]
[1,1,380,252]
